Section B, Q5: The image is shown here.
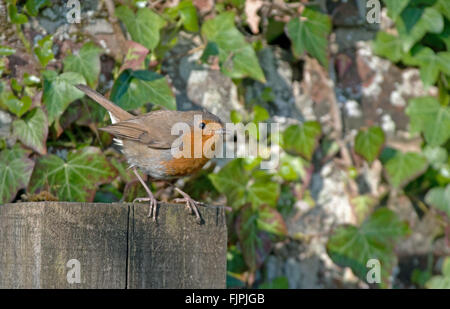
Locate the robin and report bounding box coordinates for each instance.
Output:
[75,84,226,224]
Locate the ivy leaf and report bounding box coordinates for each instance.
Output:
[425,185,450,217]
[414,47,450,87]
[201,12,266,82]
[12,108,48,155]
[354,126,385,163]
[28,147,117,202]
[33,35,54,67]
[3,93,31,117]
[115,6,166,50]
[0,146,34,204]
[372,32,404,62]
[327,208,410,288]
[63,42,103,88]
[248,181,279,209]
[25,0,51,16]
[236,205,272,272]
[286,8,331,67]
[252,105,269,123]
[278,154,306,181]
[174,0,199,32]
[200,41,219,64]
[120,41,149,72]
[281,121,322,160]
[352,195,377,225]
[42,70,86,124]
[397,7,443,52]
[110,69,176,110]
[406,96,450,147]
[209,159,249,209]
[257,205,287,237]
[424,146,447,169]
[8,4,28,24]
[382,0,409,20]
[384,152,428,189]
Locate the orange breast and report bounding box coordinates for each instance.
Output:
[161,132,217,177]
[162,156,210,177]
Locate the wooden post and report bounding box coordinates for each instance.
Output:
[0,202,227,289]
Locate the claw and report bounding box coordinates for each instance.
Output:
[173,188,204,224]
[132,196,158,221]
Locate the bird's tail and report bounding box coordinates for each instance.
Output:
[75,84,133,123]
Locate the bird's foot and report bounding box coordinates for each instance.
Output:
[133,196,159,221]
[173,188,204,224]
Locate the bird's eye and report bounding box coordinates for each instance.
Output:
[199,122,206,129]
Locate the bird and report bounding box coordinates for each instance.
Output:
[75,84,226,224]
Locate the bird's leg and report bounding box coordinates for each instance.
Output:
[173,187,204,224]
[132,167,158,221]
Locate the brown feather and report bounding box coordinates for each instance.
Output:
[75,84,133,122]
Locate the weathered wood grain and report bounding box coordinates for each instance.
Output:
[0,202,128,288]
[0,202,227,289]
[128,203,227,288]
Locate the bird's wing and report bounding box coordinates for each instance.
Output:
[100,111,188,149]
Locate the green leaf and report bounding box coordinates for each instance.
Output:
[201,12,266,82]
[248,181,279,209]
[110,69,176,110]
[236,206,272,272]
[4,94,31,117]
[354,126,385,163]
[12,108,48,155]
[372,32,404,62]
[437,0,450,20]
[384,152,428,189]
[237,206,259,271]
[200,41,219,64]
[63,42,103,88]
[0,145,34,204]
[115,6,166,50]
[25,0,51,16]
[42,70,86,124]
[33,35,54,67]
[257,204,287,236]
[252,105,269,123]
[397,7,443,52]
[209,159,248,209]
[426,257,450,289]
[0,45,16,56]
[352,195,377,225]
[278,154,306,181]
[281,121,322,160]
[414,47,450,87]
[382,0,409,20]
[406,96,450,146]
[424,146,447,169]
[286,8,331,67]
[425,185,450,217]
[327,208,410,288]
[8,4,28,24]
[177,0,199,32]
[28,147,117,202]
[259,277,289,289]
[230,109,243,124]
